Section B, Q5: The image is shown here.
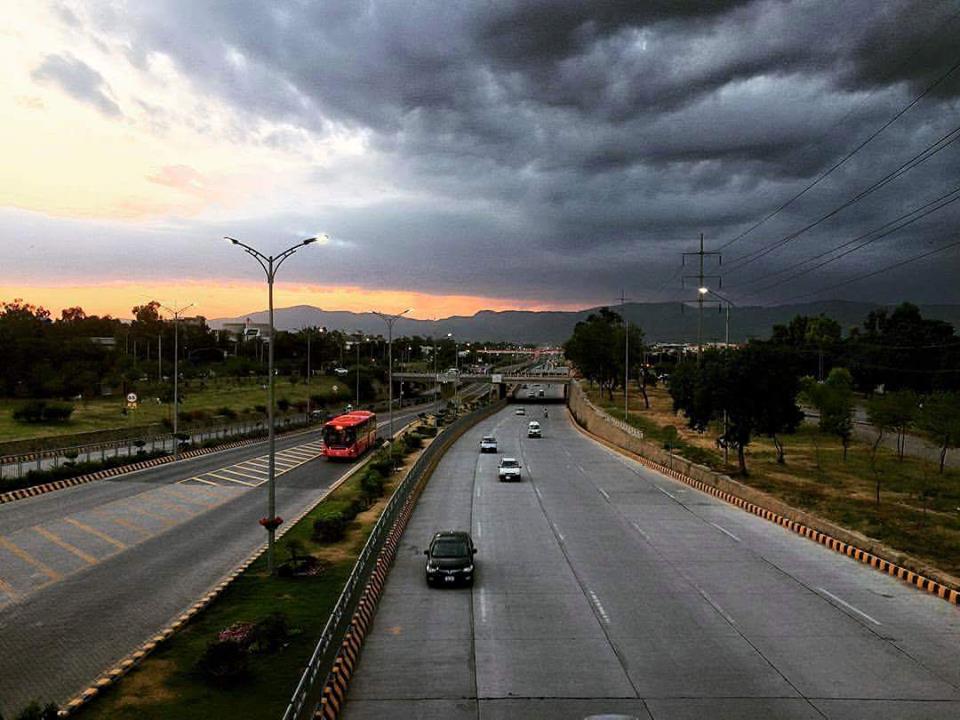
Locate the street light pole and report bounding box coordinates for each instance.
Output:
[705,288,735,464]
[226,234,322,575]
[353,331,363,407]
[372,308,411,439]
[447,332,459,413]
[160,302,193,461]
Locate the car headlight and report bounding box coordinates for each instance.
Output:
[463,565,474,573]
[426,563,438,573]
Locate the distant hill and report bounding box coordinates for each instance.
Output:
[210,301,960,344]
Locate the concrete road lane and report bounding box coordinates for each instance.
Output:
[342,401,960,720]
[0,406,427,714]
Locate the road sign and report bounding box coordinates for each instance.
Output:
[491,374,503,383]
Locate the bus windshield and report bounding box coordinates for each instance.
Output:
[323,425,357,448]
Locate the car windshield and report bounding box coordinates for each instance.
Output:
[482,437,495,443]
[501,460,518,468]
[431,539,469,558]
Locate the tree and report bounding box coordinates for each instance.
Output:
[564,308,624,401]
[866,389,917,460]
[668,344,802,475]
[803,367,855,461]
[917,392,960,474]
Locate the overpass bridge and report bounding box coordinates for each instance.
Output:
[394,368,571,400]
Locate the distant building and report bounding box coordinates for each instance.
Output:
[222,319,272,342]
[87,337,117,348]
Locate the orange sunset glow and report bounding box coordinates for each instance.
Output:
[0,281,585,321]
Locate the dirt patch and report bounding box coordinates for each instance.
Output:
[109,659,177,707]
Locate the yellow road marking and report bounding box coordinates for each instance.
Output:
[0,576,20,600]
[91,510,151,536]
[207,471,255,487]
[34,526,98,565]
[126,506,179,527]
[181,475,219,486]
[64,518,127,550]
[0,536,61,580]
[164,486,220,508]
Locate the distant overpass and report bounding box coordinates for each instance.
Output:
[475,348,563,355]
[394,368,570,385]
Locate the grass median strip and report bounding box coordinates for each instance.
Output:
[70,431,433,720]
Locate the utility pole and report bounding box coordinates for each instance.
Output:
[623,291,629,420]
[683,233,722,360]
[373,309,411,439]
[160,302,194,461]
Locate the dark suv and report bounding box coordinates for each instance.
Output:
[424,530,477,587]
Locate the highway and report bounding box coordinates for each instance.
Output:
[0,405,428,715]
[342,391,960,719]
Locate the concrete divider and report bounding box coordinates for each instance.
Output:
[567,380,960,606]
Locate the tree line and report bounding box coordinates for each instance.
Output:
[564,303,960,477]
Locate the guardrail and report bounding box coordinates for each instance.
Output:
[281,399,504,720]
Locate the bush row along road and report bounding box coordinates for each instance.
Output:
[0,404,429,716]
[341,391,960,719]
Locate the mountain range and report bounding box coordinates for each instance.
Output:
[209,301,960,345]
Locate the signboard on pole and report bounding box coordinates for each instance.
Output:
[491,374,503,383]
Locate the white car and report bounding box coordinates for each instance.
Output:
[333,367,349,376]
[527,421,541,438]
[498,457,521,482]
[479,435,498,453]
[515,407,526,416]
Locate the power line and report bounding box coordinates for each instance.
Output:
[717,40,960,252]
[738,184,960,296]
[774,237,960,304]
[724,122,960,274]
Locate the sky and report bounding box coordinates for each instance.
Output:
[2,0,959,320]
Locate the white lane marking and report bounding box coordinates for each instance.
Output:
[478,587,489,624]
[697,586,737,626]
[631,521,650,541]
[206,472,255,487]
[710,522,741,543]
[817,587,882,626]
[655,485,678,501]
[576,464,586,473]
[588,590,611,625]
[597,487,610,502]
[217,467,267,482]
[534,486,543,500]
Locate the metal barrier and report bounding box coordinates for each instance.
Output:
[281,400,505,720]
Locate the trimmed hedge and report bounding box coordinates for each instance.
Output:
[12,401,75,424]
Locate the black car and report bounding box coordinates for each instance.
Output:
[424,530,477,587]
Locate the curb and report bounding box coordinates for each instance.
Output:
[568,408,960,608]
[0,425,320,506]
[58,442,369,717]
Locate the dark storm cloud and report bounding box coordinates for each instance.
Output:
[31,53,121,117]
[76,0,960,306]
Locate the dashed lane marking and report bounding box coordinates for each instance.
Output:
[655,485,678,501]
[33,526,98,565]
[206,472,256,487]
[597,487,611,502]
[64,518,127,550]
[588,589,611,625]
[817,587,882,626]
[710,521,742,543]
[631,521,650,541]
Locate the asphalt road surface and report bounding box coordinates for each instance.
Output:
[342,397,960,719]
[0,405,427,715]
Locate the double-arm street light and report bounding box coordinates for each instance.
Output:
[372,308,411,439]
[159,301,194,460]
[226,234,323,574]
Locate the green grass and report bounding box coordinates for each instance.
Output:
[588,386,960,577]
[73,441,414,720]
[0,376,345,445]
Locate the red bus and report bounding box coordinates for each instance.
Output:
[322,411,378,459]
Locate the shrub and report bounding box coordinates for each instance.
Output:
[403,432,423,451]
[194,640,249,685]
[312,511,347,543]
[216,406,238,420]
[250,611,290,654]
[369,452,394,476]
[254,404,267,416]
[277,398,291,413]
[361,469,386,502]
[14,702,58,720]
[662,425,679,451]
[12,401,74,423]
